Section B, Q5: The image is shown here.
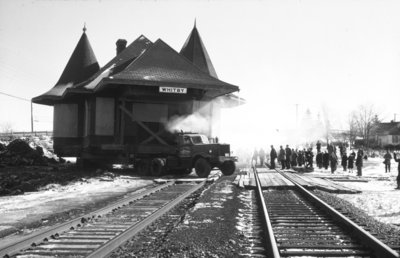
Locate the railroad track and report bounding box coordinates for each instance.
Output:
[253,167,400,258]
[0,180,206,258]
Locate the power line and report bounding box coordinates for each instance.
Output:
[0,91,30,102]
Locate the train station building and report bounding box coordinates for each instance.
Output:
[32,23,241,163]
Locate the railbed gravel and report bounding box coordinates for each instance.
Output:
[111,175,249,258]
[110,176,400,257]
[314,190,400,251]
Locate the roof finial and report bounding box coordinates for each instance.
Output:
[194,18,196,28]
[83,22,87,33]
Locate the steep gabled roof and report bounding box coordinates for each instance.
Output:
[79,35,153,88]
[91,39,238,98]
[32,28,100,105]
[72,35,153,92]
[180,23,218,78]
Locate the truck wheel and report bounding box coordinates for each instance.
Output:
[194,158,211,178]
[150,158,165,177]
[219,160,236,176]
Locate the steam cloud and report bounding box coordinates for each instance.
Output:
[165,113,210,134]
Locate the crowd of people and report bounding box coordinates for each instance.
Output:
[252,141,400,189]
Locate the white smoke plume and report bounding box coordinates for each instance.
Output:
[165,113,210,134]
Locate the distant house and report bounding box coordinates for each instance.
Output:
[371,121,400,147]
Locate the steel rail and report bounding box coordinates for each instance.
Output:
[87,180,206,258]
[0,182,174,258]
[277,169,399,258]
[253,167,281,258]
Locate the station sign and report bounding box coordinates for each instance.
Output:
[159,87,187,94]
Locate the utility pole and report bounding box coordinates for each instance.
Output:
[31,101,34,133]
[295,104,299,127]
[394,113,399,122]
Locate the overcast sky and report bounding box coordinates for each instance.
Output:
[1,0,400,147]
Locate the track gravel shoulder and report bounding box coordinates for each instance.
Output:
[111,175,250,257]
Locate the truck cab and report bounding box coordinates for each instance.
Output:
[174,133,237,177]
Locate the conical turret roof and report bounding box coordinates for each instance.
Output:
[32,27,100,105]
[180,23,218,78]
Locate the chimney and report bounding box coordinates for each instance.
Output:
[116,39,127,55]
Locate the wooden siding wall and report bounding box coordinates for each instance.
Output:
[53,104,78,137]
[95,97,115,135]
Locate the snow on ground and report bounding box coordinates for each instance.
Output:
[311,157,400,226]
[0,174,153,234]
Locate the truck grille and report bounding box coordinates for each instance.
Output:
[219,144,230,156]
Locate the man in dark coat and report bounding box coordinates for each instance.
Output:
[341,152,348,171]
[305,148,314,168]
[383,150,392,173]
[323,151,330,170]
[278,146,286,169]
[285,145,292,169]
[316,151,323,169]
[348,151,355,173]
[291,149,298,167]
[393,152,400,189]
[316,141,321,153]
[270,145,277,169]
[356,149,363,176]
[330,152,338,174]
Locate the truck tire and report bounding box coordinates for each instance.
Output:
[194,158,211,178]
[219,160,236,176]
[150,158,165,177]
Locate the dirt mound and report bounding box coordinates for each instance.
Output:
[0,139,55,167]
[6,139,33,154]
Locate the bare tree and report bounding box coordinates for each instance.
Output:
[351,104,380,148]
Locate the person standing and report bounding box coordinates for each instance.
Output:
[330,152,338,174]
[348,151,355,173]
[297,150,304,166]
[316,141,321,153]
[383,150,392,173]
[285,145,292,169]
[270,145,277,169]
[291,149,298,167]
[341,152,348,172]
[356,149,363,176]
[393,152,400,189]
[316,151,323,169]
[278,146,286,169]
[323,151,330,170]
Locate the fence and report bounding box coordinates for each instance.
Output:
[0,131,53,139]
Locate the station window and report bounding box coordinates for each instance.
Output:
[393,135,399,143]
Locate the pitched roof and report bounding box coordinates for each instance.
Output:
[92,39,238,98]
[372,122,400,135]
[81,35,153,88]
[32,30,100,105]
[180,24,218,78]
